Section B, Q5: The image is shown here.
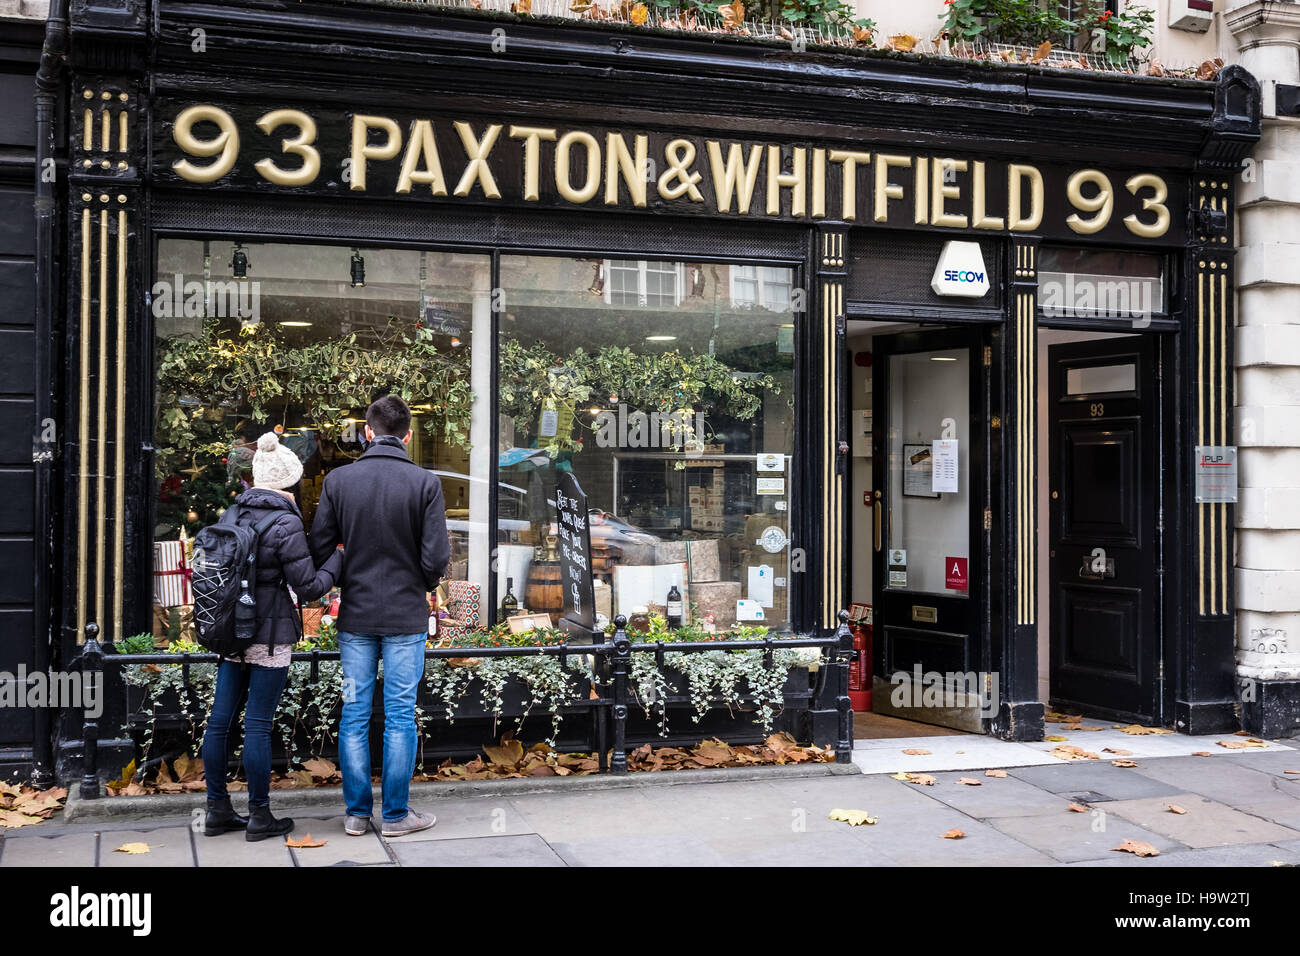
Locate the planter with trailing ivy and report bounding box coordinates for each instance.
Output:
[109,616,826,775]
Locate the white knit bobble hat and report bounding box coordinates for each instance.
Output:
[252,432,303,490]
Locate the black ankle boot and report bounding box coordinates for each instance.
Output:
[204,796,248,836]
[245,804,294,842]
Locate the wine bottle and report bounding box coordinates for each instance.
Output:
[501,577,519,619]
[666,583,683,629]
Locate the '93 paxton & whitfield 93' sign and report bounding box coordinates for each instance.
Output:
[153,100,1188,245]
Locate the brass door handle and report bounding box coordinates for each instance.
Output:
[873,493,882,552]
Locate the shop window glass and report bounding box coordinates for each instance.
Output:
[1039,246,1165,321]
[151,240,490,641]
[498,255,796,632]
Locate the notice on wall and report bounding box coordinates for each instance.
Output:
[902,445,938,498]
[1194,445,1238,503]
[931,439,959,494]
[555,471,595,630]
[756,453,785,472]
[748,564,775,608]
[756,477,785,495]
[888,549,908,588]
[945,556,969,592]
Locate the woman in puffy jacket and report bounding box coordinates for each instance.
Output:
[202,431,342,842]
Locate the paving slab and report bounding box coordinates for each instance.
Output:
[1217,751,1300,777]
[377,799,535,843]
[988,806,1185,863]
[1102,793,1300,848]
[766,773,945,811]
[285,815,392,867]
[706,828,892,866]
[912,770,1077,818]
[1129,756,1300,811]
[1008,762,1185,801]
[0,832,98,867]
[633,780,843,837]
[1064,842,1300,867]
[504,787,681,843]
[193,829,295,866]
[866,816,1056,866]
[549,833,730,866]
[98,827,193,867]
[390,833,566,866]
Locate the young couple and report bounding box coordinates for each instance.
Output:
[201,394,451,841]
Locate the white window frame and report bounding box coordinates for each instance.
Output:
[603,259,685,307]
[729,264,794,312]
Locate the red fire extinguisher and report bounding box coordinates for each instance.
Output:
[848,607,872,711]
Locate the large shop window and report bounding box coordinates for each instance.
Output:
[152,240,491,641]
[497,256,796,632]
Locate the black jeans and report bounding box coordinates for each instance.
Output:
[202,659,289,809]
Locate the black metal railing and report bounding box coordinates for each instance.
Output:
[70,612,856,797]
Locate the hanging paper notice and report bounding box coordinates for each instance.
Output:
[748,564,775,608]
[931,439,959,493]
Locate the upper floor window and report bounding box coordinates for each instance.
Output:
[730,265,794,312]
[606,259,683,307]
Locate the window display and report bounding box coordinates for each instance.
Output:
[497,255,797,630]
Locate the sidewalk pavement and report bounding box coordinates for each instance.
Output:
[5,726,1300,866]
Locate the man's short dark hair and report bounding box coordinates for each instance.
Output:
[366,394,411,438]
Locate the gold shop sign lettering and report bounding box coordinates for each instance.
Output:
[156,101,1186,244]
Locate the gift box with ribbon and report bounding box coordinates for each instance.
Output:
[152,537,193,607]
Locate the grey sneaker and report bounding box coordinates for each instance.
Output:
[381,809,436,838]
[343,815,371,836]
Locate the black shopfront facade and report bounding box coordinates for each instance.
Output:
[29,0,1263,782]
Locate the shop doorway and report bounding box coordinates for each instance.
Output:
[863,326,987,732]
[1044,334,1163,723]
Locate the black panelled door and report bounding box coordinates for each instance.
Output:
[1048,337,1161,722]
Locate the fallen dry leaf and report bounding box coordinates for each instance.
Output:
[942,828,964,839]
[0,810,45,828]
[1217,739,1267,750]
[1146,56,1165,77]
[1166,804,1188,815]
[828,808,877,826]
[1049,745,1100,761]
[901,748,931,755]
[1192,751,1212,757]
[888,34,918,52]
[1044,735,1068,742]
[285,832,327,848]
[1112,759,1139,768]
[1113,838,1160,858]
[1114,724,1172,736]
[114,842,150,855]
[1067,803,1089,813]
[1032,40,1052,62]
[1195,57,1224,81]
[956,778,982,786]
[1102,748,1132,756]
[1284,770,1300,775]
[985,769,1007,778]
[718,1,743,29]
[905,773,936,786]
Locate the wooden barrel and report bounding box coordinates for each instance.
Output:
[525,561,564,618]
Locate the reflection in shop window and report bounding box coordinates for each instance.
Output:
[730,265,793,313]
[499,256,797,633]
[605,259,684,307]
[151,240,490,644]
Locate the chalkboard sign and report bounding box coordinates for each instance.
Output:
[555,471,596,631]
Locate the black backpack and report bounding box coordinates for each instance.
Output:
[191,506,284,657]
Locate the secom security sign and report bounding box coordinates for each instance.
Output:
[931,241,991,298]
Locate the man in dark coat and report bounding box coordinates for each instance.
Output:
[310,394,450,837]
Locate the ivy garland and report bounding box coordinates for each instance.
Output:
[118,617,814,776]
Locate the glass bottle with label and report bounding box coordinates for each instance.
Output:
[666,584,683,628]
[500,577,519,619]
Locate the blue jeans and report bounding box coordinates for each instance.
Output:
[338,632,426,822]
[203,660,289,809]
